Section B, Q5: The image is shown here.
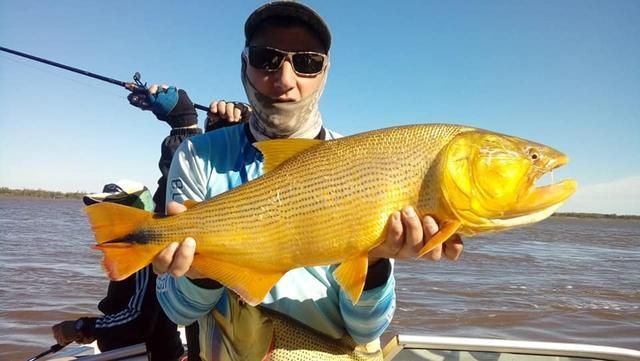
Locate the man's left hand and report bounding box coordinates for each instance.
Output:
[52,320,95,345]
[205,100,252,132]
[369,206,463,265]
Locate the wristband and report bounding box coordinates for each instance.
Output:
[363,258,391,291]
[187,277,223,289]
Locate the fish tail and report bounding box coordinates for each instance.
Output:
[85,203,160,281]
[94,243,164,281]
[85,202,153,244]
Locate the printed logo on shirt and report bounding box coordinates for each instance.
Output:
[171,179,184,202]
[156,274,169,292]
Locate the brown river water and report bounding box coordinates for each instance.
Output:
[1,197,638,359]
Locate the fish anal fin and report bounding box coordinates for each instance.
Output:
[191,256,284,306]
[85,203,153,244]
[183,200,199,209]
[254,139,324,173]
[94,243,165,281]
[418,220,461,257]
[334,254,369,305]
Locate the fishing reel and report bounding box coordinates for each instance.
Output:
[126,72,153,110]
[125,72,247,120]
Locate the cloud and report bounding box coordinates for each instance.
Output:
[560,176,640,215]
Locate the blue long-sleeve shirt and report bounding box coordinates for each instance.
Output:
[156,123,396,356]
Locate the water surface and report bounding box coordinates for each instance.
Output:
[0,198,638,359]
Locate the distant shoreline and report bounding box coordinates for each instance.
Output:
[551,212,640,220]
[2,187,638,219]
[0,187,84,200]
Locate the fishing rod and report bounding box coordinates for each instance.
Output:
[25,343,68,361]
[0,45,209,112]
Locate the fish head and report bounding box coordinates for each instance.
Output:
[441,130,577,234]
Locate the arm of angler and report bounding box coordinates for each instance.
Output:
[337,260,397,344]
[156,274,224,326]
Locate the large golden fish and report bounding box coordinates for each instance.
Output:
[86,124,576,305]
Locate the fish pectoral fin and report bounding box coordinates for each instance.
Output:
[85,202,153,244]
[417,220,461,257]
[191,256,284,306]
[94,243,165,281]
[333,254,369,305]
[254,138,324,173]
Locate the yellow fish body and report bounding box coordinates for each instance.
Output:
[86,124,576,305]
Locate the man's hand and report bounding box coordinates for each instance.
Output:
[52,320,95,345]
[205,100,252,132]
[151,202,204,279]
[127,83,198,129]
[369,206,463,265]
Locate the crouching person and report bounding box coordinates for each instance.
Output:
[52,180,184,361]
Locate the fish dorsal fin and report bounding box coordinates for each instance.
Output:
[254,139,324,173]
[183,199,199,209]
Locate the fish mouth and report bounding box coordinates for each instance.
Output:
[508,154,577,217]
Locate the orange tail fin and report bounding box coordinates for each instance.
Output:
[84,202,153,244]
[85,203,162,281]
[93,243,166,281]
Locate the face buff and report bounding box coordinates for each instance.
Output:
[241,58,329,140]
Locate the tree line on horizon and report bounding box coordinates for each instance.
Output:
[0,186,84,200]
[550,212,639,220]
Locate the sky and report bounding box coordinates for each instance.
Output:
[0,1,639,215]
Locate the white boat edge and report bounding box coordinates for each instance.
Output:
[382,335,640,361]
[45,333,640,360]
[44,343,145,361]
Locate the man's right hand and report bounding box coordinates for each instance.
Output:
[205,100,252,132]
[151,201,203,279]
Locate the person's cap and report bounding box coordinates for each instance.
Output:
[83,180,154,211]
[245,1,331,52]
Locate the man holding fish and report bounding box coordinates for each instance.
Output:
[85,1,576,359]
[147,2,463,359]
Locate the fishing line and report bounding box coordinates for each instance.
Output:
[0,46,209,111]
[1,53,126,100]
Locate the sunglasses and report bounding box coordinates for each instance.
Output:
[244,46,327,76]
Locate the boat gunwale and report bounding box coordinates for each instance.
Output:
[383,335,640,361]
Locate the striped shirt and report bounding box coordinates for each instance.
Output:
[95,266,149,329]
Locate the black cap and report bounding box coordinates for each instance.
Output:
[245,1,331,52]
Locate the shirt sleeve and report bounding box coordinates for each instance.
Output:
[87,267,159,339]
[153,128,203,213]
[336,261,396,344]
[164,138,209,209]
[156,274,225,326]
